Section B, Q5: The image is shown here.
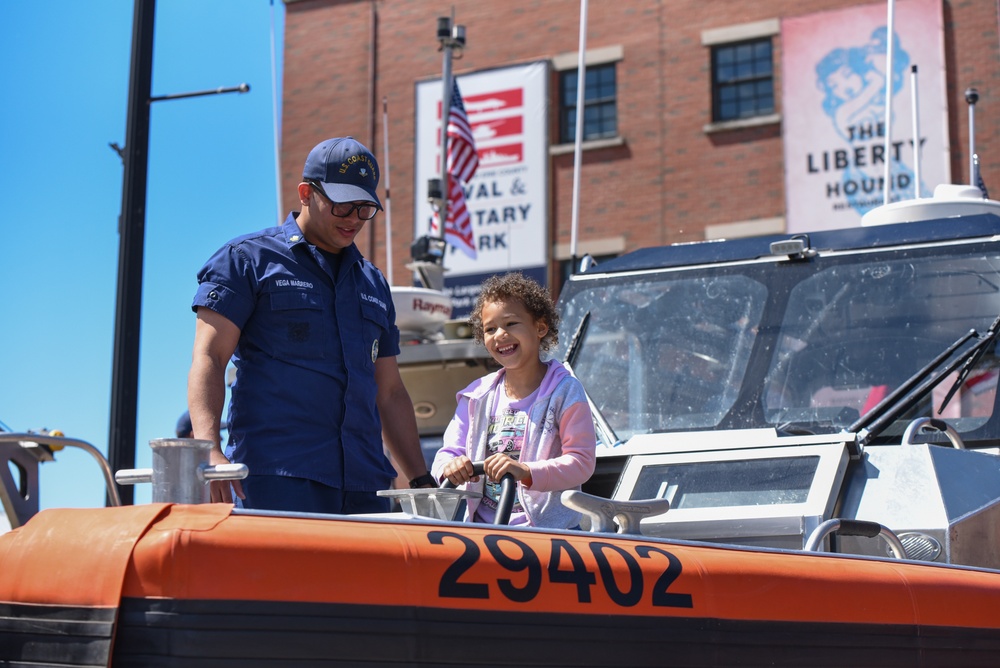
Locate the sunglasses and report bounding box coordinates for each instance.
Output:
[307,181,380,220]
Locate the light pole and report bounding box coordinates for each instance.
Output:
[108,0,249,505]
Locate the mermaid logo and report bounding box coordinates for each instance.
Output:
[814,27,921,215]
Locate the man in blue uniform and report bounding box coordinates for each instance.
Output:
[187,137,435,513]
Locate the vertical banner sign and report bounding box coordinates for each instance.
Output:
[415,62,549,316]
[782,0,948,232]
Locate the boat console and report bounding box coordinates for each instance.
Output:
[557,207,1000,568]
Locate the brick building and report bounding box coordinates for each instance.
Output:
[280,0,1000,297]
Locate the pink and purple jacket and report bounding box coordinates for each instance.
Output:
[432,359,597,528]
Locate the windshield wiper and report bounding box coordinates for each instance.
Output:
[851,314,1000,446]
[937,313,1000,412]
[564,311,590,368]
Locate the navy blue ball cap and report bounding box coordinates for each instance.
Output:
[303,137,382,208]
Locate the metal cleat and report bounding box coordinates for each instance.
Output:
[561,490,670,535]
[116,438,248,505]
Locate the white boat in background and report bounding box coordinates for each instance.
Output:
[390,286,454,341]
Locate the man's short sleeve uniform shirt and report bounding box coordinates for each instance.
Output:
[192,213,400,491]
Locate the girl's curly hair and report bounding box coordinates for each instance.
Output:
[468,272,560,352]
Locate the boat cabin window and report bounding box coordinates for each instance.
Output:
[563,274,767,440]
[628,456,819,508]
[762,254,1000,434]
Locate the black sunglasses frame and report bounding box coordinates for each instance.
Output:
[307,181,380,220]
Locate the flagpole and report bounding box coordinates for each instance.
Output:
[882,0,895,206]
[269,0,282,223]
[420,13,465,291]
[382,97,394,284]
[438,13,455,253]
[910,65,921,199]
[967,87,978,187]
[569,0,588,274]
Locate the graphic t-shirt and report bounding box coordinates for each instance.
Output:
[472,384,538,525]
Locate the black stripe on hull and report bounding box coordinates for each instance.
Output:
[0,602,115,668]
[103,598,1000,667]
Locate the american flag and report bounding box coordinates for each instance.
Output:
[446,79,479,183]
[430,179,476,259]
[445,179,475,258]
[435,79,479,258]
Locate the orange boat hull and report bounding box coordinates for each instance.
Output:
[2,504,1000,666]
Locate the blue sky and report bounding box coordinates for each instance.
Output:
[0,1,285,510]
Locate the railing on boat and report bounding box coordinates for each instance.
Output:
[0,432,122,529]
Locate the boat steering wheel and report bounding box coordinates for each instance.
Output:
[441,460,516,525]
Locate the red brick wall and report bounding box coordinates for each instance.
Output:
[944,0,1000,184]
[281,0,1000,286]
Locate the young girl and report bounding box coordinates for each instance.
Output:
[432,273,597,528]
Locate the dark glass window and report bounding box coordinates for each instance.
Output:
[559,63,618,144]
[712,38,774,122]
[630,457,819,507]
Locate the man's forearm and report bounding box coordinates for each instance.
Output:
[379,388,428,481]
[187,356,228,447]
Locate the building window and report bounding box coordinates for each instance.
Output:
[711,38,774,122]
[559,63,617,144]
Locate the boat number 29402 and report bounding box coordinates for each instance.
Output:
[427,530,695,608]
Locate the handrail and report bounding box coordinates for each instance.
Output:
[804,518,907,559]
[901,417,966,449]
[0,433,121,507]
